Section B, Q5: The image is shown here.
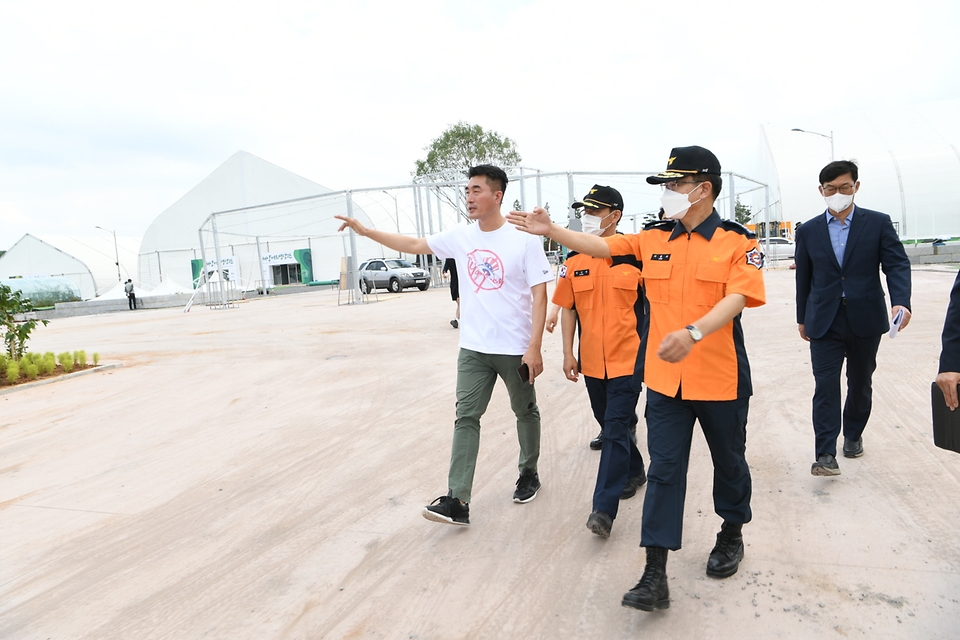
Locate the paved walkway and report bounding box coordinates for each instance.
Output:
[1,267,959,639]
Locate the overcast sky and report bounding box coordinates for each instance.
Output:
[2,0,959,250]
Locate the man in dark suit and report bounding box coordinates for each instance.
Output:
[795,160,912,476]
[936,271,960,411]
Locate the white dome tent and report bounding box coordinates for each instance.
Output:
[0,233,141,300]
[138,151,385,292]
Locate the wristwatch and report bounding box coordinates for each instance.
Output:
[685,325,703,343]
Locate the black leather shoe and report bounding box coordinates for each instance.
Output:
[589,431,603,450]
[622,547,670,611]
[706,522,744,578]
[842,437,863,458]
[586,511,613,538]
[811,454,841,476]
[620,469,647,500]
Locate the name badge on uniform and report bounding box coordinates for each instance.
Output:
[574,269,590,276]
[651,254,671,261]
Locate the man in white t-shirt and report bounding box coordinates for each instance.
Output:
[337,165,553,526]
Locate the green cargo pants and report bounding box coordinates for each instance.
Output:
[448,348,541,503]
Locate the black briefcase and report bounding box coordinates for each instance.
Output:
[931,382,960,454]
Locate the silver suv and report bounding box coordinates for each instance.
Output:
[358,258,430,293]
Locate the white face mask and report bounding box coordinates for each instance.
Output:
[580,210,616,235]
[659,184,703,220]
[824,192,854,214]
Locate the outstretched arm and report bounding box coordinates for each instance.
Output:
[336,215,431,255]
[507,207,612,259]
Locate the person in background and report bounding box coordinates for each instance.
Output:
[552,184,647,539]
[124,279,136,310]
[795,160,912,476]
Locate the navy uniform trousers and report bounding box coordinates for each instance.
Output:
[641,389,752,550]
[809,303,882,458]
[584,374,645,519]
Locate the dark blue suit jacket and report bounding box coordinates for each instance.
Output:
[940,271,960,373]
[795,206,911,339]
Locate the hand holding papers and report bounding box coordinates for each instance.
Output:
[889,307,906,338]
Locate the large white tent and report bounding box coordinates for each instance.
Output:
[755,98,960,240]
[138,151,384,290]
[0,233,141,300]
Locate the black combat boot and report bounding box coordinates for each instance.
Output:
[706,521,744,578]
[622,546,670,611]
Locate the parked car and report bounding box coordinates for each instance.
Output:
[358,258,430,293]
[761,237,795,262]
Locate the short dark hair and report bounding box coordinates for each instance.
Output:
[468,164,508,195]
[819,160,858,184]
[699,174,722,201]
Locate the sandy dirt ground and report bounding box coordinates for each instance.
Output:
[2,266,959,639]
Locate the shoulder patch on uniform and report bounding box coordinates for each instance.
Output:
[720,219,756,239]
[746,247,763,269]
[558,265,567,278]
[643,219,675,232]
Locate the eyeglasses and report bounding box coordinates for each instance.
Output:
[662,180,704,192]
[821,184,856,195]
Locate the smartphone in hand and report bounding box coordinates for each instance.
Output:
[517,362,530,384]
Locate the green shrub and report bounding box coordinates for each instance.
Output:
[5,361,19,383]
[24,363,38,380]
[58,352,74,373]
[75,350,87,368]
[42,353,56,375]
[93,352,100,366]
[0,353,7,371]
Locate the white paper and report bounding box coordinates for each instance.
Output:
[889,308,905,338]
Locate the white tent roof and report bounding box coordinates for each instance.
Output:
[142,276,191,297]
[139,151,335,254]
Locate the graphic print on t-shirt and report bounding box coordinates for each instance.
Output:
[467,249,505,292]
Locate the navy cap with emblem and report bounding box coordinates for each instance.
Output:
[646,146,721,184]
[572,184,624,211]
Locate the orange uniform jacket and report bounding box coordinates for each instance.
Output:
[606,211,766,401]
[552,250,645,380]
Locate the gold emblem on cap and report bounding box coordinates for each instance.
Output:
[668,156,676,165]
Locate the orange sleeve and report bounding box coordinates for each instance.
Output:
[727,235,766,308]
[551,263,575,309]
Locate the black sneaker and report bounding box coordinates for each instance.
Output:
[513,470,541,503]
[589,431,603,450]
[423,495,470,526]
[811,454,841,476]
[586,511,613,538]
[620,469,647,500]
[450,319,459,329]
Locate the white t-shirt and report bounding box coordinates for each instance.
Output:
[428,221,553,356]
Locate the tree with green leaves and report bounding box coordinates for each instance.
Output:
[414,122,521,181]
[0,283,49,361]
[734,197,753,225]
[414,122,522,223]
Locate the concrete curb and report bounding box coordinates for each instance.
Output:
[0,362,123,396]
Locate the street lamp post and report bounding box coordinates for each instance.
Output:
[95,225,122,282]
[791,128,834,161]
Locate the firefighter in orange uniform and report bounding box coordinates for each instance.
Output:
[507,146,766,612]
[553,185,647,539]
